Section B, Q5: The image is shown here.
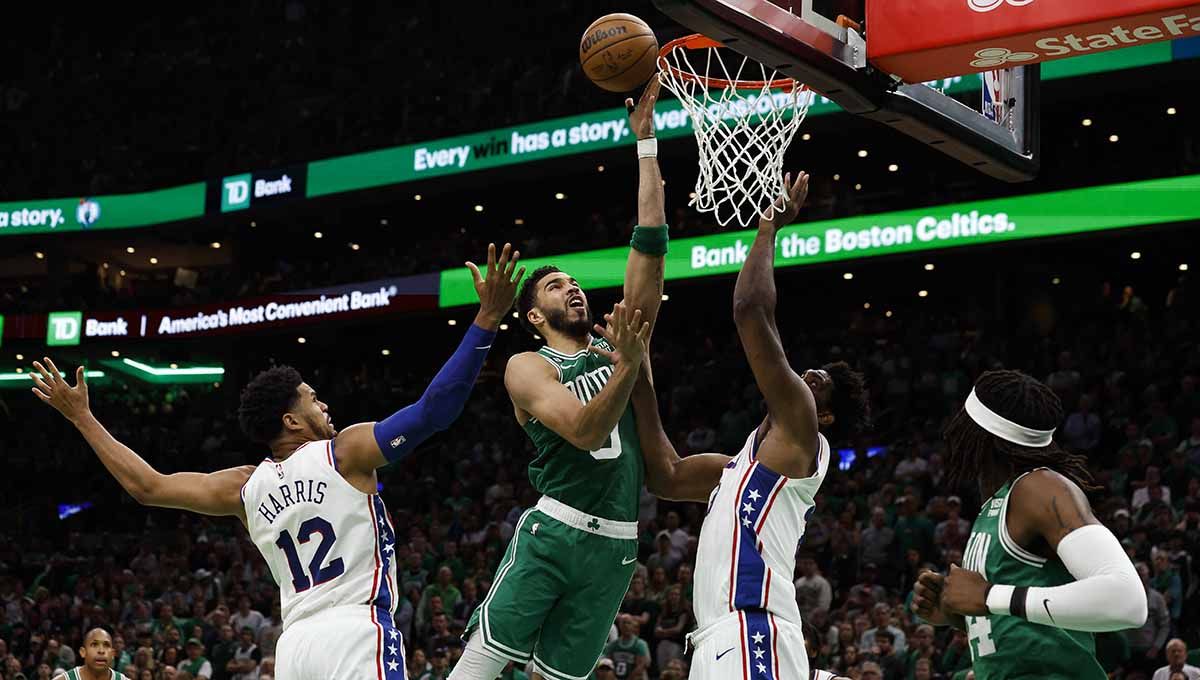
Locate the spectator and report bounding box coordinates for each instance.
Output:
[861,509,897,571]
[645,533,681,576]
[229,598,263,637]
[593,657,616,680]
[227,628,261,680]
[934,497,970,552]
[209,625,236,680]
[1152,639,1200,680]
[662,513,689,561]
[861,603,907,655]
[424,613,458,658]
[1127,563,1170,675]
[1062,394,1102,452]
[416,647,449,680]
[180,639,213,680]
[652,585,691,672]
[257,605,281,659]
[869,629,905,680]
[619,575,658,634]
[905,624,937,679]
[794,552,833,620]
[1134,467,1172,511]
[604,615,651,680]
[860,660,883,680]
[418,567,462,636]
[940,629,972,677]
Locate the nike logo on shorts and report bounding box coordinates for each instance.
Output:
[621,556,637,565]
[716,647,735,661]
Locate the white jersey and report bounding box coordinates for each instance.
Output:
[242,440,399,631]
[693,427,829,629]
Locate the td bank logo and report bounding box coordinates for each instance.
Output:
[221,174,252,212]
[969,0,1033,12]
[47,311,83,346]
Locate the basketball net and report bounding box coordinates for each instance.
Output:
[658,36,814,228]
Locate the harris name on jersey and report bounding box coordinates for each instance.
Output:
[253,475,329,525]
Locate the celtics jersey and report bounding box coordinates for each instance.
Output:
[63,669,130,680]
[962,470,1105,680]
[522,337,643,523]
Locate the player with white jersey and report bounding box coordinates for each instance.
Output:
[31,244,524,680]
[630,173,868,680]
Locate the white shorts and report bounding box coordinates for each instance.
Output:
[687,610,808,680]
[275,605,405,680]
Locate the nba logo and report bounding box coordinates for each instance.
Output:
[275,462,285,479]
[982,69,1009,127]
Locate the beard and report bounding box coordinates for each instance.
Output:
[543,305,592,339]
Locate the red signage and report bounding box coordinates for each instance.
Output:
[867,0,1200,82]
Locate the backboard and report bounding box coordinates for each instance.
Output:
[652,0,1042,181]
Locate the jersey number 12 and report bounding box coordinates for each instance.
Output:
[275,516,346,593]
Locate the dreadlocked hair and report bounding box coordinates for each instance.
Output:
[822,361,870,444]
[238,365,303,444]
[516,265,561,336]
[943,369,1099,492]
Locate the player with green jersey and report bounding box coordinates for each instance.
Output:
[454,79,669,680]
[60,628,131,680]
[912,370,1147,680]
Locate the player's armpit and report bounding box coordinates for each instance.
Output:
[1008,468,1100,553]
[331,422,386,484]
[142,465,254,519]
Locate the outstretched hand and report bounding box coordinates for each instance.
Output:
[626,76,661,140]
[466,242,525,329]
[30,357,90,424]
[590,302,650,368]
[760,170,810,231]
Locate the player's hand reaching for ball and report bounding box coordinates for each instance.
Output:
[626,76,661,140]
[30,357,90,424]
[760,170,810,232]
[591,302,650,369]
[466,242,525,331]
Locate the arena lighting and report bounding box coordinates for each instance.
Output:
[297,337,307,344]
[121,358,224,376]
[149,257,158,265]
[15,354,23,361]
[514,218,525,225]
[554,192,565,200]
[349,243,361,251]
[126,246,135,254]
[210,242,221,249]
[313,231,323,239]
[833,174,840,181]
[169,363,178,369]
[597,165,605,172]
[863,303,870,310]
[499,324,509,331]
[474,205,484,212]
[1053,277,1062,285]
[381,349,391,356]
[414,195,422,201]
[119,270,126,277]
[885,310,893,318]
[1131,251,1142,260]
[888,164,899,172]
[924,263,935,271]
[661,294,669,301]
[512,311,519,318]
[0,370,104,383]
[250,221,257,227]
[111,350,120,357]
[843,272,854,280]
[102,263,109,269]
[1109,134,1120,143]
[1167,107,1177,115]
[855,183,862,191]
[448,319,457,326]
[1082,118,1093,127]
[918,290,929,297]
[35,251,44,259]
[857,149,868,158]
[802,133,811,141]
[1181,264,1190,272]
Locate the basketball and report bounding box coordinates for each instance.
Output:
[579,13,659,93]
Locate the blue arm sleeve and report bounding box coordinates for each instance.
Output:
[372,323,496,463]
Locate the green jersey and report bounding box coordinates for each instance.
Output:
[962,471,1105,680]
[522,338,643,522]
[63,669,131,680]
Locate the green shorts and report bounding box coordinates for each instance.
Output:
[466,502,638,680]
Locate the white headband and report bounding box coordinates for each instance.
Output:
[964,388,1056,447]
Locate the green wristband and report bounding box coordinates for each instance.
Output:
[630,225,669,256]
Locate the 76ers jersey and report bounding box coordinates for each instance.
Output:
[693,428,829,628]
[243,440,398,631]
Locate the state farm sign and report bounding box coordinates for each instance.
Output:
[868,0,1200,82]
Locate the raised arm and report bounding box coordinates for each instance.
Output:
[940,469,1146,632]
[732,173,818,447]
[623,78,667,337]
[31,359,252,521]
[334,243,524,479]
[630,365,729,502]
[505,303,649,451]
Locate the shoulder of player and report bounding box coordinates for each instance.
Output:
[506,351,558,377]
[1009,468,1097,538]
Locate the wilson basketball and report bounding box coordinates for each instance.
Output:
[579,13,659,92]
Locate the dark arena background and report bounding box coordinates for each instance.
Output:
[3,3,1200,680]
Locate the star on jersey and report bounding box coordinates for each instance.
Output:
[743,502,756,514]
[748,489,761,502]
[753,647,765,659]
[387,660,400,672]
[741,516,752,527]
[752,632,765,645]
[757,662,768,674]
[389,644,398,657]
[388,629,399,641]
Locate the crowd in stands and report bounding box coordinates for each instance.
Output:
[2,252,1199,680]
